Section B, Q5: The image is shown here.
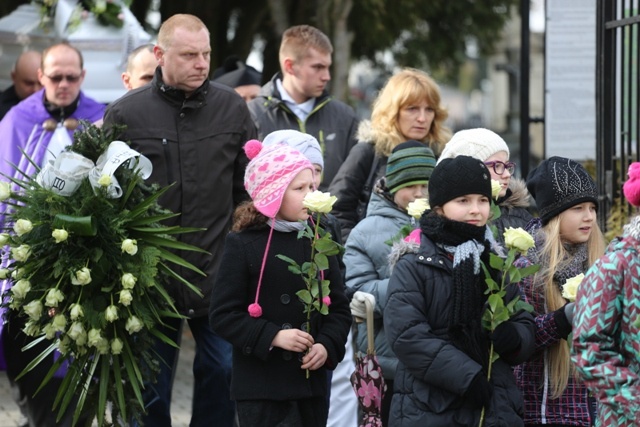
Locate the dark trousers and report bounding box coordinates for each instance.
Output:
[132,316,235,427]
[237,396,328,427]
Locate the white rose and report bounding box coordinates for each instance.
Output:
[43,323,57,340]
[0,181,10,201]
[96,337,110,355]
[88,328,103,347]
[11,279,31,299]
[71,267,92,286]
[0,233,10,245]
[52,229,68,243]
[562,273,584,302]
[11,245,31,262]
[105,305,119,322]
[58,336,71,355]
[111,338,124,355]
[503,227,535,254]
[52,314,67,332]
[407,198,430,219]
[97,174,111,187]
[45,288,65,307]
[0,268,9,279]
[70,303,84,320]
[119,289,133,306]
[491,180,502,200]
[121,239,138,255]
[23,300,43,320]
[125,316,144,334]
[69,323,87,346]
[13,219,33,236]
[11,268,25,279]
[121,273,137,289]
[23,321,40,337]
[68,322,86,342]
[303,191,337,213]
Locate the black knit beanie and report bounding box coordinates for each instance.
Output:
[526,156,598,225]
[428,155,492,208]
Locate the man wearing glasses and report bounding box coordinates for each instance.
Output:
[0,42,105,187]
[0,42,103,427]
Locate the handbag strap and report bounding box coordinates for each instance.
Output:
[357,153,382,220]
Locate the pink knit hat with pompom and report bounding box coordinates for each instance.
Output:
[243,139,313,317]
[244,140,313,218]
[623,162,640,207]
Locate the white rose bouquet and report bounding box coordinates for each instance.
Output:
[276,190,342,378]
[0,123,205,426]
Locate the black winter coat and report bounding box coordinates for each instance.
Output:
[209,223,352,401]
[384,234,535,427]
[103,68,256,317]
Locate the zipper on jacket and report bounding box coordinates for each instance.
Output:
[162,138,174,184]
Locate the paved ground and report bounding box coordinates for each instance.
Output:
[0,325,196,427]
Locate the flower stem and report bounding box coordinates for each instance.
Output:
[478,342,495,427]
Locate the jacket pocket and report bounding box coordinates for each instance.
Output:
[410,375,460,414]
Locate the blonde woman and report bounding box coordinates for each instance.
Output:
[514,157,605,426]
[328,68,451,239]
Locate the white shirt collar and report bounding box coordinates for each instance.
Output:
[276,78,315,122]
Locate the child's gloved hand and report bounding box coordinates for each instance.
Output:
[491,321,521,356]
[349,291,375,319]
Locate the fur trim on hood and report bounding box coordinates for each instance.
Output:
[388,237,420,270]
[502,178,532,210]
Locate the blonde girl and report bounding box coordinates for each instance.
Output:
[514,156,605,426]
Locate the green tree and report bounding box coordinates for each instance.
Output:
[1,0,518,100]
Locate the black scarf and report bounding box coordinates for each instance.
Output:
[420,212,498,369]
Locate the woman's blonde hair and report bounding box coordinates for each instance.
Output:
[370,68,451,157]
[535,213,605,398]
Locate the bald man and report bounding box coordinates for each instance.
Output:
[0,50,42,119]
[121,44,157,90]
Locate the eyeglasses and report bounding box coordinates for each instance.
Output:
[44,73,82,84]
[484,161,516,175]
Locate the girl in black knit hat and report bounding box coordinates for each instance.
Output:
[512,156,606,427]
[383,155,536,426]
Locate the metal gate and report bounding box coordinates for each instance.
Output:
[597,0,639,233]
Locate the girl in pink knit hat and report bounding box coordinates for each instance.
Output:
[209,139,351,427]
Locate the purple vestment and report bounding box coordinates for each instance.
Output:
[0,88,105,370]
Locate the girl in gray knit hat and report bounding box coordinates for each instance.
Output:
[438,127,533,243]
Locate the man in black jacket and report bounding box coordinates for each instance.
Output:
[247,25,358,191]
[103,14,256,427]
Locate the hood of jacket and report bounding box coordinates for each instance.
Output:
[500,177,532,210]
